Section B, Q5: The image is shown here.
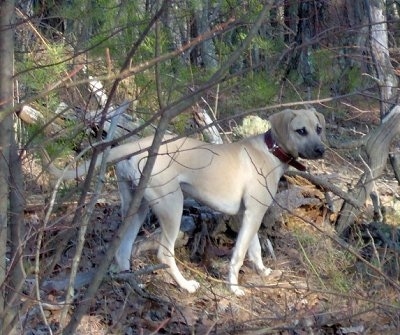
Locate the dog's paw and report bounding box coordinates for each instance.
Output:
[231,285,245,297]
[182,280,200,293]
[259,266,272,277]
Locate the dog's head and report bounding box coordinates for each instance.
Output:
[269,108,326,159]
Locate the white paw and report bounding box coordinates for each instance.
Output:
[259,266,272,277]
[182,280,200,293]
[114,258,130,272]
[231,285,245,296]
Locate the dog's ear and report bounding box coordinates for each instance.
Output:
[269,109,295,138]
[314,110,327,142]
[269,109,298,156]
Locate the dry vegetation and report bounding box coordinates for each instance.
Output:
[20,107,400,334]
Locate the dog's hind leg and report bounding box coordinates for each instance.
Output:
[115,174,149,271]
[247,233,272,276]
[151,189,200,293]
[115,199,149,271]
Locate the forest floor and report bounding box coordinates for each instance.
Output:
[21,107,400,335]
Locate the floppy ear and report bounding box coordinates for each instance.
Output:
[269,109,298,156]
[314,110,327,142]
[269,109,294,139]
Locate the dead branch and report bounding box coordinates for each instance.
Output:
[336,109,400,234]
[327,135,367,150]
[370,191,383,222]
[35,264,169,293]
[334,2,400,234]
[389,152,400,185]
[284,170,364,210]
[192,104,223,144]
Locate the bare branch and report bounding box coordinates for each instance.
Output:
[285,170,364,210]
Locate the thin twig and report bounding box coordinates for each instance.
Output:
[366,228,382,269]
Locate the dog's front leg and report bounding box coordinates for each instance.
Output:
[229,208,265,296]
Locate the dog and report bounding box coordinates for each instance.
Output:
[45,108,325,296]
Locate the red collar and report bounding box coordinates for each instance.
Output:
[264,130,306,171]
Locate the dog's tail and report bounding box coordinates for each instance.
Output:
[39,134,177,181]
[39,147,97,180]
[39,140,150,181]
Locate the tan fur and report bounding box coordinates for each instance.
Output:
[46,108,325,296]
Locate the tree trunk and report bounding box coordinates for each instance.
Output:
[194,0,218,68]
[0,1,15,334]
[162,3,190,65]
[336,0,399,235]
[284,0,298,44]
[2,138,26,335]
[286,0,326,86]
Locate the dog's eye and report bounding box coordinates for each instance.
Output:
[316,125,322,135]
[296,128,307,136]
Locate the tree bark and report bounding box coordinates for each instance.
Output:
[194,0,218,68]
[0,1,15,334]
[286,0,326,86]
[284,0,298,44]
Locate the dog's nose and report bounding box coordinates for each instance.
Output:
[314,145,325,157]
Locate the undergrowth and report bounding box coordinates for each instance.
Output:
[292,227,355,293]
